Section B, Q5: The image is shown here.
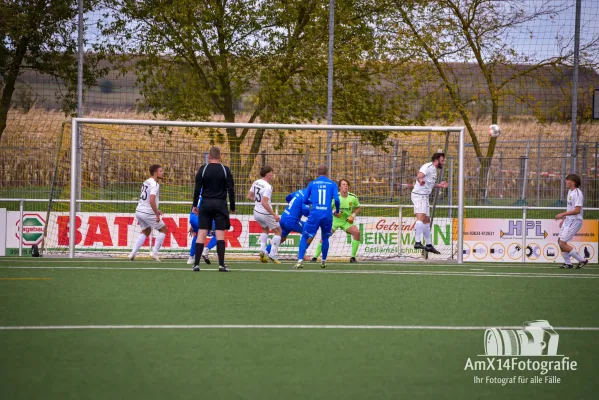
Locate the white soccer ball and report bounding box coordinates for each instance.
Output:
[489,124,501,138]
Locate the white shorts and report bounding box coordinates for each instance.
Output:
[559,219,583,242]
[411,193,430,216]
[254,211,280,230]
[136,211,166,231]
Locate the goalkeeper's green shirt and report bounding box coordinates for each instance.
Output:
[332,192,360,221]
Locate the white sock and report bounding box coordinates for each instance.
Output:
[269,235,281,258]
[414,221,424,243]
[152,232,166,254]
[131,233,147,256]
[423,224,431,245]
[202,247,209,256]
[569,250,585,262]
[562,252,572,265]
[259,233,268,253]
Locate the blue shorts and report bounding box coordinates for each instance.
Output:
[189,211,215,233]
[302,213,332,239]
[280,218,304,238]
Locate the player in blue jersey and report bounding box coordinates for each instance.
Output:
[294,165,340,269]
[187,208,217,264]
[265,179,312,257]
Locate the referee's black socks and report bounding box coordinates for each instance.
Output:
[194,242,205,266]
[217,240,226,266]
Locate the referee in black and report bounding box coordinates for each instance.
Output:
[192,146,235,272]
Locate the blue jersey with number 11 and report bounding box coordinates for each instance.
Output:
[304,176,340,216]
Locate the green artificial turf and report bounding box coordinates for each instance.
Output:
[0,258,598,399]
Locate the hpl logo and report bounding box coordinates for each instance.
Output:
[500,220,548,239]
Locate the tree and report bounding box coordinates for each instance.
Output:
[385,0,593,201]
[99,0,410,181]
[0,0,106,141]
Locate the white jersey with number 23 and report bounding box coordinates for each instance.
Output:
[136,177,160,214]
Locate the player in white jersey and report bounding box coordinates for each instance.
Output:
[555,174,587,269]
[411,152,448,255]
[247,166,282,264]
[128,164,169,261]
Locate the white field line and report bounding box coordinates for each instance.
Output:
[0,324,598,331]
[1,258,596,270]
[1,265,598,279]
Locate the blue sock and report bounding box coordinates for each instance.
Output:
[265,243,272,254]
[189,234,198,257]
[207,235,217,250]
[322,236,330,260]
[298,234,310,260]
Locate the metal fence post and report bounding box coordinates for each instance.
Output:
[353,141,358,191]
[582,144,588,172]
[560,139,568,203]
[303,143,309,186]
[498,151,503,200]
[448,157,454,219]
[390,142,399,199]
[398,205,403,258]
[399,149,407,203]
[522,207,527,264]
[100,138,105,199]
[318,137,322,165]
[519,142,530,203]
[536,132,541,206]
[19,199,24,256]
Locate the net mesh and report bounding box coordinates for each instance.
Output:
[39,123,461,261]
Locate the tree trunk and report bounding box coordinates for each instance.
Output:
[0,40,28,141]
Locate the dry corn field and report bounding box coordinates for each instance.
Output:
[1,108,598,204]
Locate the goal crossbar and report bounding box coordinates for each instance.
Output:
[69,118,466,262]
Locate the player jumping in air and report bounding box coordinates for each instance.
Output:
[411,153,448,255]
[311,179,361,263]
[555,173,588,269]
[294,165,340,269]
[129,164,169,261]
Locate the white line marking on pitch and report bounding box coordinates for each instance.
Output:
[1,265,598,279]
[1,259,594,270]
[1,324,598,331]
[470,268,484,271]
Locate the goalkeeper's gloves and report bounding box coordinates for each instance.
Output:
[346,213,356,224]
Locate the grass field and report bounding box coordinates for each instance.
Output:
[1,257,598,399]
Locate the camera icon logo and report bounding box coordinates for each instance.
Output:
[484,320,559,356]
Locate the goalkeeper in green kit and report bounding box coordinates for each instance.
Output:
[311,179,361,263]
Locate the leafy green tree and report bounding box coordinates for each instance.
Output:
[99,0,411,180]
[385,0,589,201]
[0,0,106,141]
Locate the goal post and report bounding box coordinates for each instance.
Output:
[67,117,465,263]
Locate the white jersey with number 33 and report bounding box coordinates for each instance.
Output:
[250,178,273,215]
[136,177,160,214]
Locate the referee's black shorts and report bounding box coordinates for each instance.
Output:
[198,198,230,230]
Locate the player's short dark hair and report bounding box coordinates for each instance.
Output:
[149,164,162,175]
[317,164,328,176]
[338,179,350,187]
[260,166,273,177]
[432,152,445,162]
[566,173,581,188]
[209,146,221,160]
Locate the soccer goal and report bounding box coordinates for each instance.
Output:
[42,118,465,263]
